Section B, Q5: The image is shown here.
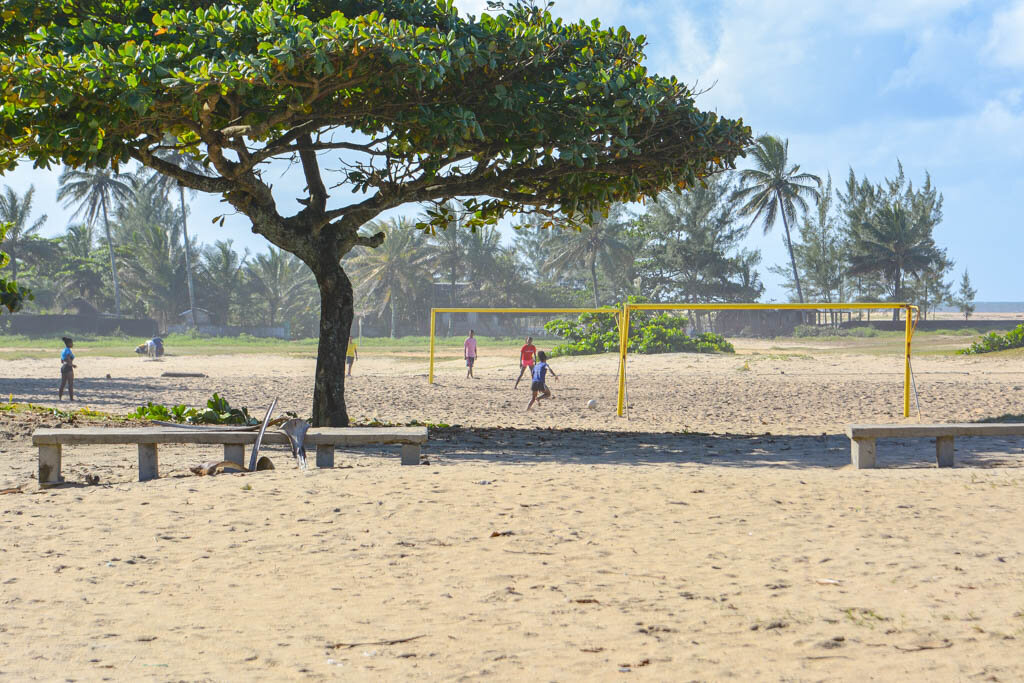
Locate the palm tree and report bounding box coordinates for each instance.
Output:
[424,201,463,336]
[54,223,106,306]
[733,134,821,303]
[113,185,191,329]
[347,217,432,338]
[146,145,211,328]
[543,210,631,307]
[198,240,248,325]
[57,167,135,316]
[246,247,316,329]
[0,185,48,280]
[847,202,941,318]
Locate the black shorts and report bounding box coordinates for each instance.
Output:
[61,364,73,376]
[531,380,546,393]
[346,356,354,365]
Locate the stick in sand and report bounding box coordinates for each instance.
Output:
[248,398,278,472]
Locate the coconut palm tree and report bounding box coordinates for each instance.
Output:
[246,247,316,329]
[733,134,821,303]
[847,202,941,311]
[198,239,248,325]
[57,166,135,316]
[543,210,631,308]
[424,201,464,336]
[347,217,432,338]
[0,185,48,280]
[54,223,106,306]
[145,145,211,328]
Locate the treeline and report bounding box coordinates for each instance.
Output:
[0,135,967,337]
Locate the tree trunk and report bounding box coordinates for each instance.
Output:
[178,184,198,329]
[779,209,804,303]
[891,267,902,322]
[448,265,456,337]
[101,201,122,317]
[590,257,600,308]
[311,261,354,427]
[390,296,396,339]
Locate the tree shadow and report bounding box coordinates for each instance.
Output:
[0,377,168,409]
[410,428,1024,470]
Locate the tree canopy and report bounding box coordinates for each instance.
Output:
[0,0,751,424]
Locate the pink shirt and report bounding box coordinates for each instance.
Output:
[464,337,477,357]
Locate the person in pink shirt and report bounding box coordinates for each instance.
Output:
[464,329,478,378]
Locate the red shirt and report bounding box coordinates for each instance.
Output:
[520,344,537,366]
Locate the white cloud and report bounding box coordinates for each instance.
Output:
[986,0,1024,67]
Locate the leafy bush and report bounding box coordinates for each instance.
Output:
[544,306,733,357]
[793,324,880,338]
[959,324,1024,354]
[130,392,258,425]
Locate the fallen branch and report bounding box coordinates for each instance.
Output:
[326,634,426,650]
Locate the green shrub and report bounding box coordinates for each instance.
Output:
[544,304,733,357]
[130,392,258,425]
[793,324,879,338]
[959,324,1024,354]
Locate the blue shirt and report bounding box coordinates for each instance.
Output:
[61,347,74,364]
[532,361,549,383]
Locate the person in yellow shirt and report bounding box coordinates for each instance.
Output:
[346,336,358,377]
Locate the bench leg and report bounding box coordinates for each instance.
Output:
[38,444,63,484]
[851,437,877,469]
[936,436,954,468]
[223,444,245,467]
[138,443,159,481]
[400,444,420,466]
[316,444,334,469]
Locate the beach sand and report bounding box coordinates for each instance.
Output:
[2,343,1023,679]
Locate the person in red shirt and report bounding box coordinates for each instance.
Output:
[514,336,537,389]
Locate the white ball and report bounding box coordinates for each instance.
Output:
[587,399,598,410]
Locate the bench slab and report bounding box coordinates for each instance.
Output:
[846,423,1024,469]
[847,423,1024,439]
[33,426,428,483]
[32,426,427,446]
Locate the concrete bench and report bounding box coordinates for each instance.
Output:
[846,423,1024,469]
[32,426,428,484]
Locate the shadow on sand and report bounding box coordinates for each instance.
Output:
[410,428,1024,470]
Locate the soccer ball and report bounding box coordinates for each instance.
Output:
[586,399,598,409]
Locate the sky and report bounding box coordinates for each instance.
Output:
[4,0,1023,301]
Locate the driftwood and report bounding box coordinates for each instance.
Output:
[160,372,207,378]
[248,398,278,472]
[189,460,248,476]
[326,635,425,650]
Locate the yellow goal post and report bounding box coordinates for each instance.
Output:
[616,302,920,418]
[428,307,622,383]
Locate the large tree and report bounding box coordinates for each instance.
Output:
[0,0,750,425]
[734,134,820,303]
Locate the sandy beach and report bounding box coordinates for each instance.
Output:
[2,340,1023,680]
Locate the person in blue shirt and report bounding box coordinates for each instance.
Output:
[526,350,558,411]
[59,336,75,401]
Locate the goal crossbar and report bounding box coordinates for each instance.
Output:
[617,302,920,417]
[428,307,620,384]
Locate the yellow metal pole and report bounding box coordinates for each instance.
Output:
[617,304,629,417]
[904,305,912,417]
[428,308,436,384]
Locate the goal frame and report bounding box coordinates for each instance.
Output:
[427,307,622,384]
[616,302,919,418]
